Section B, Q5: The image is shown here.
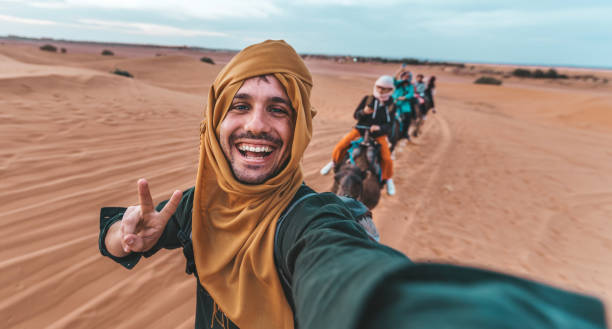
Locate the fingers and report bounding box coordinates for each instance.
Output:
[138,178,155,214]
[122,233,144,253]
[158,190,183,223]
[121,206,141,239]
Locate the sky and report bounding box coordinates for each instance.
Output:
[1,0,611,68]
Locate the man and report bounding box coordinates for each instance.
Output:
[319,75,397,196]
[99,40,606,329]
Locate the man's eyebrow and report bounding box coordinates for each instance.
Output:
[233,93,251,100]
[270,96,291,106]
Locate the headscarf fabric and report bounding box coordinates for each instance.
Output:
[192,40,314,329]
[373,75,395,102]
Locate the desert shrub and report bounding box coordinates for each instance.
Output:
[112,68,133,78]
[61,48,67,53]
[545,68,559,79]
[512,68,532,77]
[533,69,546,79]
[513,67,568,79]
[40,44,57,52]
[101,49,114,56]
[200,56,215,64]
[474,76,502,85]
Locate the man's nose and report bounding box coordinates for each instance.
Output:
[243,105,269,133]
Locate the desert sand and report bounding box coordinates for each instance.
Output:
[1,40,611,328]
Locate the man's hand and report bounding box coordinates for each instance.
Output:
[105,179,182,257]
[370,125,381,132]
[363,106,374,115]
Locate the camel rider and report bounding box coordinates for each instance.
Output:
[415,74,426,97]
[392,67,415,141]
[414,74,428,119]
[320,75,396,196]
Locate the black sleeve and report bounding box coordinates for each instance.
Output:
[353,96,370,120]
[98,187,195,269]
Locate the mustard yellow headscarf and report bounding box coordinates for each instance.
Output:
[192,40,314,329]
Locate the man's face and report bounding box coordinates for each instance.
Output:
[416,75,423,82]
[219,75,295,184]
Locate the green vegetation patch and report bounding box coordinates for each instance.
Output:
[112,68,133,78]
[40,44,57,52]
[474,76,502,85]
[512,68,568,79]
[101,49,115,56]
[200,56,215,64]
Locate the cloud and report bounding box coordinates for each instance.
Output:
[28,1,70,8]
[0,14,58,25]
[22,0,283,19]
[293,0,401,5]
[78,19,227,37]
[0,14,227,38]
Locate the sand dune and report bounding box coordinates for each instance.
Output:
[1,41,611,328]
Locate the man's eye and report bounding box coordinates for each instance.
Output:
[270,107,289,115]
[231,104,249,111]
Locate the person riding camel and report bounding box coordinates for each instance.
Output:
[392,66,415,141]
[320,75,396,196]
[424,75,436,116]
[414,74,427,116]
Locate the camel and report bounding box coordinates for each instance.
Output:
[331,129,383,209]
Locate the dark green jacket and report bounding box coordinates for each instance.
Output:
[99,185,607,329]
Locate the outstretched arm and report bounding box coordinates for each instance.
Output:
[394,65,405,80]
[104,178,182,258]
[279,196,607,329]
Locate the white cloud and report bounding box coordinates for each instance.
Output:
[0,14,58,25]
[28,1,70,8]
[22,0,283,19]
[0,14,227,37]
[293,0,400,5]
[78,19,227,37]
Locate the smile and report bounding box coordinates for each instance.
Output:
[236,143,275,159]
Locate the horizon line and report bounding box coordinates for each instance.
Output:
[2,34,611,72]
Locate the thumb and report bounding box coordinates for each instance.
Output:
[158,190,183,223]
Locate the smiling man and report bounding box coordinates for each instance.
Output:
[220,75,294,184]
[99,40,606,329]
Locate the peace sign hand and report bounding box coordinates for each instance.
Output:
[119,178,182,253]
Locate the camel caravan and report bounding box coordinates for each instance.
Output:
[321,65,436,210]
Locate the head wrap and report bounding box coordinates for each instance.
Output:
[193,40,314,329]
[373,75,395,102]
[400,71,412,83]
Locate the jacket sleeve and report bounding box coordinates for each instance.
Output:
[276,192,411,329]
[277,193,608,329]
[98,187,195,269]
[353,96,370,121]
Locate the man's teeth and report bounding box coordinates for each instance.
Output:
[238,145,273,153]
